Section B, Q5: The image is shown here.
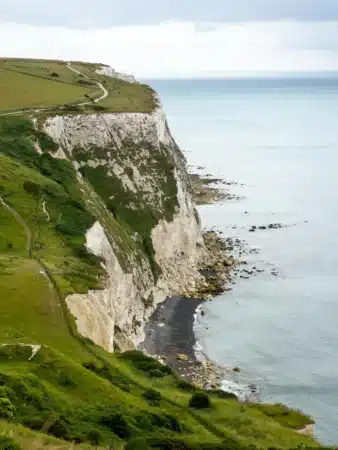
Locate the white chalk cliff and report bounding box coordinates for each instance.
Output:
[44,103,206,352]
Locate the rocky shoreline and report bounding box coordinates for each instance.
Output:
[140,295,228,391]
[140,170,244,391]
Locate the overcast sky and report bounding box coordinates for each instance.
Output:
[1,1,338,77]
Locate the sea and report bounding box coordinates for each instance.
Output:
[146,77,338,445]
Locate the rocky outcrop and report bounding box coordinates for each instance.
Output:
[96,65,136,83]
[44,104,206,352]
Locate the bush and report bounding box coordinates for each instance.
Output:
[0,397,15,420]
[121,351,172,376]
[48,418,69,439]
[100,412,132,439]
[36,131,58,153]
[76,79,95,86]
[23,181,41,197]
[58,372,76,387]
[151,413,181,432]
[50,72,59,77]
[0,436,21,450]
[189,393,211,409]
[143,389,162,406]
[63,104,82,112]
[149,369,166,378]
[87,429,102,446]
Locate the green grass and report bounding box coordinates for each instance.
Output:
[0,58,157,114]
[0,69,93,112]
[0,420,106,449]
[97,78,157,113]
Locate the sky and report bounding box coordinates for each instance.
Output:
[1,1,338,77]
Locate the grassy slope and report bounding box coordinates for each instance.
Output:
[0,58,156,114]
[0,120,322,448]
[0,68,95,112]
[0,421,106,450]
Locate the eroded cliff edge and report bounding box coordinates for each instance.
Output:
[44,103,207,352]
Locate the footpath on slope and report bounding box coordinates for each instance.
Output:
[0,62,108,117]
[0,195,61,322]
[0,196,32,256]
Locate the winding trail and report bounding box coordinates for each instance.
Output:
[42,200,50,222]
[0,62,108,117]
[0,196,58,313]
[66,62,108,104]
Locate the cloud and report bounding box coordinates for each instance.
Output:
[1,0,338,28]
[1,21,338,78]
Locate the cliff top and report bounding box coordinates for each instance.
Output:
[0,58,156,115]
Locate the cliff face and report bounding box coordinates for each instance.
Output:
[44,104,205,352]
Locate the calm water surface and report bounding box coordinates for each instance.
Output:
[146,77,338,444]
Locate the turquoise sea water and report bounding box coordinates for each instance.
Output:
[146,77,338,444]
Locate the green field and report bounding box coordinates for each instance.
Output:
[0,58,157,114]
[0,58,101,112]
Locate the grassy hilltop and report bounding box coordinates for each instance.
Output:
[0,58,156,114]
[0,59,326,450]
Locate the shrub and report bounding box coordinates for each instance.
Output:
[23,181,41,197]
[0,397,15,420]
[48,418,69,439]
[189,393,211,410]
[50,72,59,77]
[151,413,181,432]
[100,412,132,439]
[36,131,58,153]
[90,104,108,111]
[121,351,172,376]
[76,79,95,86]
[58,372,76,387]
[87,429,102,446]
[63,104,82,112]
[149,369,166,378]
[142,389,162,406]
[0,436,21,450]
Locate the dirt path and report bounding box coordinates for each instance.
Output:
[0,196,32,256]
[0,196,59,313]
[0,62,108,117]
[66,62,108,104]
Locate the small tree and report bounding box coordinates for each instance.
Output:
[142,389,162,406]
[87,429,102,446]
[189,393,211,409]
[0,397,15,420]
[0,436,21,450]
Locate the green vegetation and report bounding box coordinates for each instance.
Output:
[0,58,157,114]
[76,139,179,279]
[189,393,211,410]
[0,68,94,113]
[251,403,315,430]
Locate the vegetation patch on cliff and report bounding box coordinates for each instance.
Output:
[77,138,179,279]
